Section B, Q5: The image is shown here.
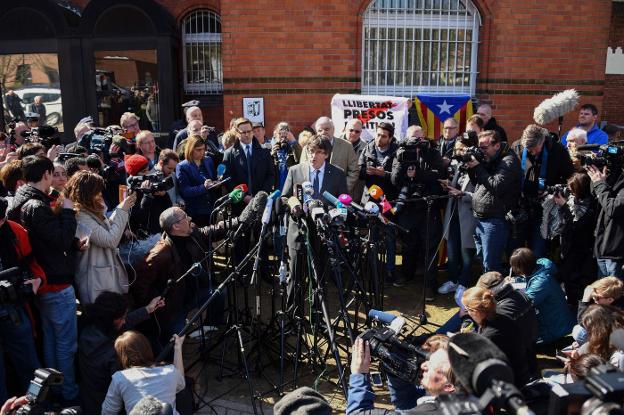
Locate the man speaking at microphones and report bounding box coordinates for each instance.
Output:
[282,135,348,299]
[358,122,400,284]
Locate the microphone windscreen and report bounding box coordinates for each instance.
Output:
[448,333,513,395]
[322,191,340,207]
[364,201,380,214]
[240,191,267,225]
[217,163,226,177]
[533,89,579,125]
[229,188,244,203]
[339,194,353,206]
[287,196,303,212]
[302,181,314,195]
[368,309,397,325]
[235,183,249,193]
[369,185,384,200]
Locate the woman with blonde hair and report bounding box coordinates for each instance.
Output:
[462,286,531,385]
[66,170,136,304]
[102,331,186,415]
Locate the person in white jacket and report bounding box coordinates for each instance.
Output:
[65,170,136,304]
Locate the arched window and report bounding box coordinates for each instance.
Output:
[182,10,222,94]
[362,0,481,96]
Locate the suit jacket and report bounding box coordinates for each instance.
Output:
[282,162,348,247]
[299,136,359,195]
[223,139,275,195]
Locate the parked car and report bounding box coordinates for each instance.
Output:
[15,87,63,126]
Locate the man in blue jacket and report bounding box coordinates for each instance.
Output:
[560,104,609,146]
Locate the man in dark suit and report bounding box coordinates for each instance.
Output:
[223,117,275,214]
[282,135,348,303]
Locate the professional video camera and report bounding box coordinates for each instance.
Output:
[396,136,431,164]
[451,146,486,164]
[81,127,114,155]
[0,267,34,307]
[12,368,70,415]
[359,326,428,383]
[127,171,174,195]
[577,143,624,171]
[22,126,60,148]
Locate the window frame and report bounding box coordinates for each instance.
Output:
[361,0,481,97]
[181,9,223,95]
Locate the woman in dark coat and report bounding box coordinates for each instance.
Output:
[461,286,531,386]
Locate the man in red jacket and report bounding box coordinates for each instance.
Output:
[0,196,46,402]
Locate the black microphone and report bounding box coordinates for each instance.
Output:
[232,191,268,239]
[576,144,601,151]
[448,333,534,415]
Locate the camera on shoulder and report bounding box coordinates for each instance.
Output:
[127,171,174,195]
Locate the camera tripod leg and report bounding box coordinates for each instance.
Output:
[233,324,259,415]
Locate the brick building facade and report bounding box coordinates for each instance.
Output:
[0,0,619,141]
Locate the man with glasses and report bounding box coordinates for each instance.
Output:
[223,117,274,213]
[343,119,366,203]
[133,206,235,341]
[438,118,460,160]
[465,130,521,273]
[300,116,359,196]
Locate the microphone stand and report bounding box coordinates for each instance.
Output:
[156,238,262,415]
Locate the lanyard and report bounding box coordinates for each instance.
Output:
[521,145,548,191]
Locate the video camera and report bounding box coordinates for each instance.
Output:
[0,267,34,307]
[396,136,431,164]
[577,143,624,171]
[22,126,60,148]
[127,171,174,195]
[78,127,117,156]
[544,183,570,198]
[359,326,428,384]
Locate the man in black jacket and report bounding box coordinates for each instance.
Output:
[359,122,399,283]
[7,155,82,404]
[223,117,275,215]
[467,130,521,273]
[510,124,574,257]
[477,104,507,142]
[588,163,624,278]
[391,132,445,298]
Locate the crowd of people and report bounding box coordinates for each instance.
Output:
[0,97,622,414]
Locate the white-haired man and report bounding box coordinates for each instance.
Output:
[300,116,359,194]
[173,106,203,151]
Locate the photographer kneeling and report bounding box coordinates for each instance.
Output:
[347,337,457,414]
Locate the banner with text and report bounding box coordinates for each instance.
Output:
[331,94,411,141]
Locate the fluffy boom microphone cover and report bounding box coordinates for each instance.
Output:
[533,89,579,126]
[448,333,514,395]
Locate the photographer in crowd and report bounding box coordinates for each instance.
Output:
[391,125,445,298]
[271,121,301,192]
[510,124,574,257]
[358,122,399,283]
[0,197,46,402]
[66,170,136,304]
[466,130,521,273]
[347,336,457,414]
[553,172,598,307]
[8,155,83,404]
[587,158,624,278]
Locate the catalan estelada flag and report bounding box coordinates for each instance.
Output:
[414,94,473,139]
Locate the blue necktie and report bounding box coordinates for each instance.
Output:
[313,169,320,199]
[245,144,252,190]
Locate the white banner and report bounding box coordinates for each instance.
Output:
[330,94,411,141]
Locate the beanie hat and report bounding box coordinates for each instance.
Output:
[124,154,149,176]
[274,387,331,415]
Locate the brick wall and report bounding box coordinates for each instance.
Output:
[604,2,624,125]
[71,0,613,140]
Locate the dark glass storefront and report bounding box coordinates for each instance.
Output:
[0,0,180,142]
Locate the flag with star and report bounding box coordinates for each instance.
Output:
[414,94,473,139]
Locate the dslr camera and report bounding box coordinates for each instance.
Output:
[451,146,486,164]
[22,126,60,148]
[0,267,35,307]
[544,183,570,198]
[359,326,429,384]
[127,171,174,195]
[13,368,66,415]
